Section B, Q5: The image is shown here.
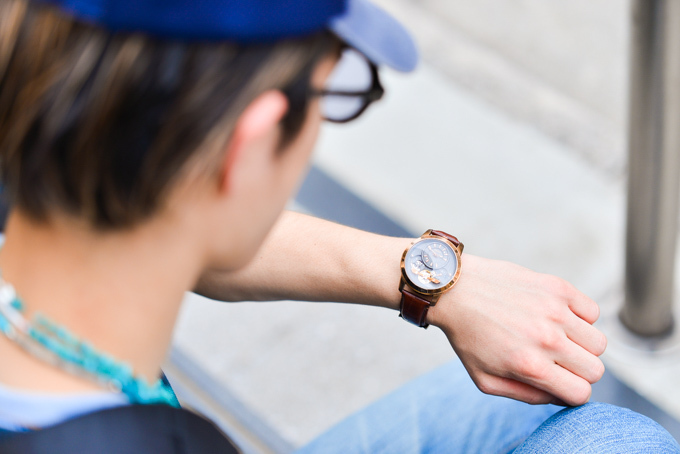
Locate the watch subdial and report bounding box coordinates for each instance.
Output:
[421,242,450,269]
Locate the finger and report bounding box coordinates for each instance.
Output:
[565,315,607,356]
[554,339,606,384]
[527,362,593,407]
[568,291,600,324]
[474,372,556,405]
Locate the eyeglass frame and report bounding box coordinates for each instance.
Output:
[309,52,385,123]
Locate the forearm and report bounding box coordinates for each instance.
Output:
[196,210,607,407]
[195,210,412,309]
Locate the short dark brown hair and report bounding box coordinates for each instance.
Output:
[0,0,338,229]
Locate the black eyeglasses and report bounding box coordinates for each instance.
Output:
[310,48,385,123]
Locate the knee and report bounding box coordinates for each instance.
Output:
[514,402,680,453]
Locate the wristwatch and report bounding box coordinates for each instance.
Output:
[399,230,463,328]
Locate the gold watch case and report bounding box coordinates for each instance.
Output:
[400,231,463,298]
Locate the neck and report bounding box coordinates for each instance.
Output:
[0,210,204,393]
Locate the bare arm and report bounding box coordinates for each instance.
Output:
[195,210,606,407]
[196,210,409,308]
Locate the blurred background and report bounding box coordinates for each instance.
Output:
[168,0,680,451]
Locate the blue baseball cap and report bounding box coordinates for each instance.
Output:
[36,0,418,72]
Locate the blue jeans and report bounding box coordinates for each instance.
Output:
[297,360,680,453]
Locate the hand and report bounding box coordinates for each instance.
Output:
[427,254,607,407]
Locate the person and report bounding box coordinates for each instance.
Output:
[0,0,677,452]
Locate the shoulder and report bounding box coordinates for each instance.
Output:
[0,405,239,453]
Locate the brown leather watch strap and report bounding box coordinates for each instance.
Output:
[399,289,432,328]
[430,230,462,250]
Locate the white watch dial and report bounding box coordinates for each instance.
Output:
[404,238,458,291]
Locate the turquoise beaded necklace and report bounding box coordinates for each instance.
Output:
[0,275,179,407]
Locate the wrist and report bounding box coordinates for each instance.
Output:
[381,236,417,311]
[335,233,414,310]
[423,262,462,328]
[397,230,464,328]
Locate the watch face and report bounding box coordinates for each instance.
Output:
[403,238,460,293]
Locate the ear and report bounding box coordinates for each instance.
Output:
[219,90,289,193]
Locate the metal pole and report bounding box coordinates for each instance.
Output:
[621,0,680,336]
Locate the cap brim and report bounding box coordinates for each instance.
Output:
[328,0,418,72]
